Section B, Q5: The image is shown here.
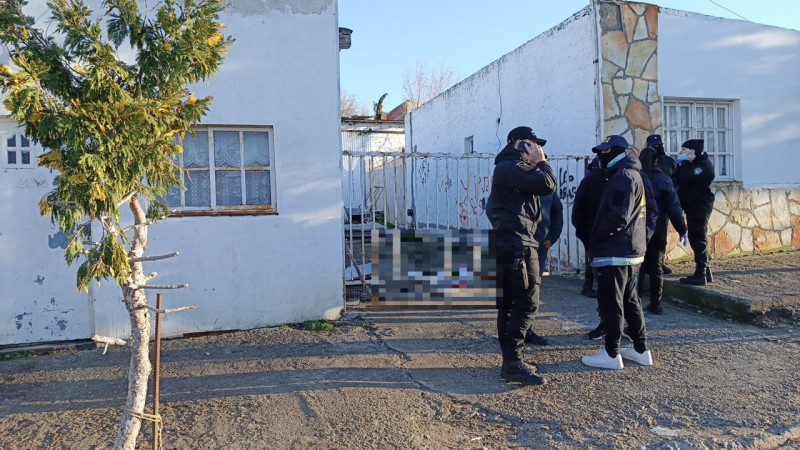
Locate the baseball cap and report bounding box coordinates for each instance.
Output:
[646,134,663,147]
[592,135,629,153]
[507,126,547,146]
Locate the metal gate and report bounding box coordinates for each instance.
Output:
[342,150,590,302]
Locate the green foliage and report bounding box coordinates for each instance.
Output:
[303,320,335,332]
[0,0,231,290]
[0,350,34,360]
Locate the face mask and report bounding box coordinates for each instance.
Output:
[677,152,689,162]
[597,151,616,167]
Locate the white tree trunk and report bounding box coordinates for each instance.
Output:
[115,198,152,450]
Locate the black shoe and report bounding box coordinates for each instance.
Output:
[646,303,663,315]
[705,268,713,283]
[525,330,549,346]
[679,275,706,286]
[500,360,546,386]
[587,325,605,340]
[662,265,673,275]
[581,285,597,298]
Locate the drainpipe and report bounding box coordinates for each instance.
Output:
[590,0,604,142]
[408,110,416,227]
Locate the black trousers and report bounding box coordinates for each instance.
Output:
[596,264,647,356]
[495,244,540,362]
[687,210,711,271]
[638,239,665,304]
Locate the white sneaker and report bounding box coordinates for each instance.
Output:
[619,347,653,366]
[581,348,624,370]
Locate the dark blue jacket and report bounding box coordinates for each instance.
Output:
[572,166,608,244]
[646,166,687,247]
[534,192,563,245]
[487,144,557,246]
[589,152,648,262]
[641,172,659,244]
[677,153,715,215]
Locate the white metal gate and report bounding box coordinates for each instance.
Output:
[342,150,591,300]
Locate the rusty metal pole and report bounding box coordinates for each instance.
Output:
[153,293,163,450]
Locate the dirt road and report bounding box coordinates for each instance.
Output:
[1,276,798,449]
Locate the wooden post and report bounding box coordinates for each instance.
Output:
[153,293,163,450]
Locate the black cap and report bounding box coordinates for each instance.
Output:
[592,135,629,153]
[646,134,663,147]
[507,126,546,146]
[682,139,704,152]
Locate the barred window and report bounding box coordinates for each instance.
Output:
[663,99,735,180]
[2,130,39,168]
[164,127,275,214]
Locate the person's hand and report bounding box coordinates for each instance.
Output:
[543,240,552,249]
[526,141,546,164]
[680,234,689,246]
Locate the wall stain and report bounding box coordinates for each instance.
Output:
[14,312,32,330]
[34,275,45,285]
[48,230,68,249]
[56,319,68,332]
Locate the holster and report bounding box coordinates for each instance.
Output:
[512,252,529,290]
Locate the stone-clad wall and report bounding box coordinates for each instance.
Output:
[666,185,800,262]
[599,2,661,151]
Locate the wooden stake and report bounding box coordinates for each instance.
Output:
[153,293,163,450]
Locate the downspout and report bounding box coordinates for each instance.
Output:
[590,0,604,142]
[408,110,416,227]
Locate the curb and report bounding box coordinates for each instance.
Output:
[662,278,799,325]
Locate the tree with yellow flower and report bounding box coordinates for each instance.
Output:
[0,0,231,448]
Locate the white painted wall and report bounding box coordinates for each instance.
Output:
[1,0,344,344]
[405,7,598,230]
[658,9,800,188]
[0,121,95,345]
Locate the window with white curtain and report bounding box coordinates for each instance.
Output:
[663,99,735,180]
[164,127,275,213]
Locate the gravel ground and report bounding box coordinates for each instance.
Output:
[1,276,799,449]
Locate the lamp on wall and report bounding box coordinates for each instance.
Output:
[339,27,353,50]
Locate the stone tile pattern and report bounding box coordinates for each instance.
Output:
[666,184,800,262]
[599,2,660,152]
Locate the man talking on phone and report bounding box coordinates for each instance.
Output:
[486,126,557,386]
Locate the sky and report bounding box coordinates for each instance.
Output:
[338,0,800,113]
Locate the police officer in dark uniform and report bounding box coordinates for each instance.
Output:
[637,147,688,314]
[646,134,677,182]
[573,156,606,299]
[645,134,679,274]
[676,139,715,285]
[486,126,556,385]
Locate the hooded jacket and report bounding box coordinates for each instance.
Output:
[646,165,687,248]
[572,164,608,244]
[486,144,557,246]
[589,151,648,265]
[534,192,563,245]
[676,152,715,215]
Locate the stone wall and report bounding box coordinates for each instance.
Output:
[666,184,800,262]
[599,2,661,151]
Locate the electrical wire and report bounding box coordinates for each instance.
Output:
[705,0,750,22]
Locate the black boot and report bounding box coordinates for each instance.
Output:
[680,266,706,286]
[705,267,713,283]
[500,360,546,385]
[581,283,597,298]
[525,329,549,346]
[646,301,663,315]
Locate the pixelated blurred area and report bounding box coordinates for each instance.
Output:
[370,229,498,308]
[344,223,375,302]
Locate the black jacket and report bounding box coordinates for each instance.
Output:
[589,152,648,260]
[572,166,608,244]
[676,153,715,215]
[533,193,563,245]
[641,172,660,244]
[646,166,687,247]
[656,152,677,183]
[487,144,557,246]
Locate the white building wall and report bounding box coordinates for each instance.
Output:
[658,9,800,189]
[1,0,344,344]
[405,7,598,230]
